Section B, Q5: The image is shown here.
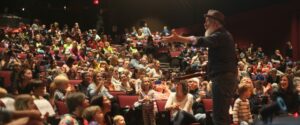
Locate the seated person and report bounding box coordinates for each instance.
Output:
[51,74,74,101]
[82,106,105,125]
[113,115,126,125]
[59,92,89,125]
[165,80,196,125]
[272,74,298,114]
[90,95,113,125]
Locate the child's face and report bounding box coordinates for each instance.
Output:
[117,117,125,125]
[243,89,252,99]
[94,109,104,123]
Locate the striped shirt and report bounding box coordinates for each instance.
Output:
[232,98,253,123]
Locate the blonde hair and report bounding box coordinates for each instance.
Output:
[240,77,254,88]
[238,84,253,95]
[0,87,7,98]
[14,94,34,111]
[82,106,101,122]
[113,115,124,125]
[50,74,70,90]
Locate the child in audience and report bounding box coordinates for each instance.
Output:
[51,74,74,101]
[113,115,126,125]
[59,92,89,125]
[232,84,253,125]
[137,77,156,125]
[82,106,105,125]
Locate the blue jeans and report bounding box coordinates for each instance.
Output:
[211,72,238,125]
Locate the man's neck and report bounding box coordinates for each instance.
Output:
[205,26,222,37]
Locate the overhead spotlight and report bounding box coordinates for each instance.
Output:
[22,8,25,11]
[93,0,99,5]
[64,5,67,10]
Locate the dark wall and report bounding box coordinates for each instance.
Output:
[107,0,200,32]
[226,1,299,58]
[0,0,100,30]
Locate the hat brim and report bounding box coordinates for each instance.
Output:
[204,14,224,25]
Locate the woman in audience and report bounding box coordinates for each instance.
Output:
[147,60,163,79]
[15,68,33,94]
[119,74,132,92]
[90,95,113,125]
[272,74,298,113]
[111,68,122,91]
[135,76,156,125]
[165,80,196,125]
[87,72,113,99]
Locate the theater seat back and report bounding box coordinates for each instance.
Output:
[117,95,139,109]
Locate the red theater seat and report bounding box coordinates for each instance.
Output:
[202,99,213,113]
[0,48,5,53]
[0,71,12,87]
[35,54,44,60]
[118,95,139,109]
[170,51,181,57]
[156,99,171,125]
[202,98,213,125]
[109,91,126,97]
[55,101,69,115]
[156,99,167,112]
[18,53,27,59]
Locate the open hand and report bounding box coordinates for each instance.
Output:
[162,29,179,42]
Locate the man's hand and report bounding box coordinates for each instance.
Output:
[162,29,179,42]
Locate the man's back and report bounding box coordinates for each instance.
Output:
[195,28,237,77]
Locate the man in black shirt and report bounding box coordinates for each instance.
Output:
[163,10,238,125]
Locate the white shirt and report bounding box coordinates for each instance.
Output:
[165,93,194,118]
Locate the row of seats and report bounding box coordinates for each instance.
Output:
[55,93,213,125]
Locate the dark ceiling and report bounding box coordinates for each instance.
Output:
[0,0,291,30]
